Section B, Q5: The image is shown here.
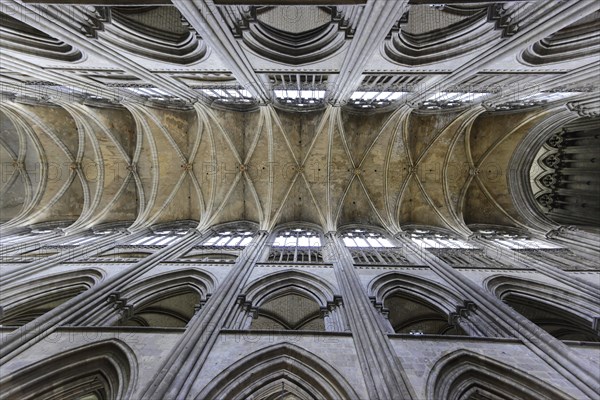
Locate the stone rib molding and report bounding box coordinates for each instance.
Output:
[396,235,600,399]
[0,230,201,363]
[173,0,271,103]
[323,232,417,400]
[327,0,409,105]
[0,230,141,286]
[3,0,198,102]
[473,237,600,297]
[137,231,269,399]
[410,0,599,104]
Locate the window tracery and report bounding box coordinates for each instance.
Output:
[179,253,238,263]
[406,229,503,268]
[529,118,600,226]
[128,229,188,246]
[342,228,393,248]
[268,228,322,263]
[202,228,254,247]
[476,229,595,270]
[2,228,127,263]
[62,229,121,246]
[341,229,408,265]
[476,229,558,248]
[351,249,409,265]
[408,229,475,249]
[0,229,53,245]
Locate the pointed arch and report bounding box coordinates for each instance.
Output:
[240,270,339,331]
[115,269,215,328]
[0,340,137,400]
[268,222,324,263]
[194,343,361,400]
[368,272,467,335]
[508,109,576,232]
[486,275,600,341]
[245,270,336,307]
[0,269,103,327]
[368,272,463,315]
[426,350,577,400]
[486,275,599,321]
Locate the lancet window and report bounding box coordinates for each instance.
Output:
[477,229,595,270]
[342,228,408,265]
[408,229,475,249]
[128,229,187,246]
[268,228,322,263]
[0,228,53,245]
[202,228,254,247]
[406,229,505,268]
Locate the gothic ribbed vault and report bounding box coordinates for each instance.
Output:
[1,2,599,400]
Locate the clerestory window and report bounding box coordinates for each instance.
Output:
[202,229,254,247]
[268,228,322,263]
[342,229,393,248]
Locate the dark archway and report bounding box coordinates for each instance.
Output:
[384,292,465,335]
[503,293,599,342]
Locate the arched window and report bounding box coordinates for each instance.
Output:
[202,228,254,247]
[528,117,600,227]
[0,228,54,245]
[96,227,188,261]
[268,228,322,263]
[1,227,65,262]
[408,228,475,249]
[478,229,561,250]
[341,228,408,265]
[61,229,117,245]
[342,228,393,247]
[179,253,238,262]
[406,228,498,268]
[128,228,188,246]
[273,228,321,247]
[477,228,596,270]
